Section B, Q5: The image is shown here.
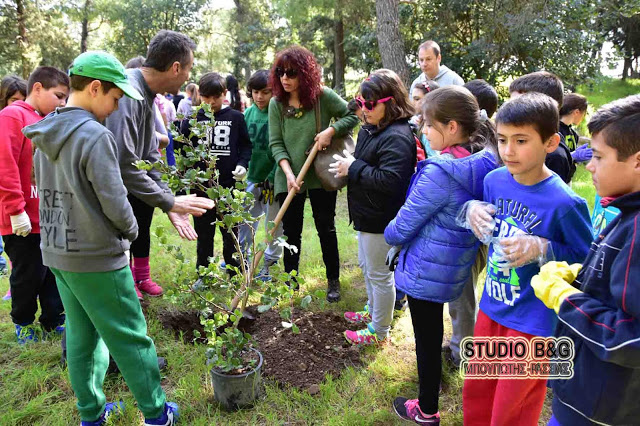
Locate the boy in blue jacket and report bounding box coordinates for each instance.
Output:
[532,94,640,426]
[462,93,593,426]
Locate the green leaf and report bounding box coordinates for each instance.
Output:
[257,304,272,313]
[300,295,312,309]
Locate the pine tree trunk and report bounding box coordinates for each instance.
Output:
[80,0,92,53]
[375,0,409,86]
[623,57,632,80]
[333,6,346,96]
[233,0,249,82]
[16,0,29,79]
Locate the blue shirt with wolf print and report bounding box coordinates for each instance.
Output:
[478,167,593,336]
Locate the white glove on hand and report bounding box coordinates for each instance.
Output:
[494,235,553,268]
[232,165,247,181]
[10,211,32,237]
[457,201,497,244]
[328,149,356,178]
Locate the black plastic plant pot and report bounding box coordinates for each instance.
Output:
[210,348,264,410]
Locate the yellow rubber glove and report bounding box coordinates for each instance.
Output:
[540,261,583,283]
[531,261,583,314]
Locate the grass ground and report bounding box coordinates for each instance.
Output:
[0,77,629,425]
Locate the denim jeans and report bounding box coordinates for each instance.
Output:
[0,237,6,270]
[238,181,283,265]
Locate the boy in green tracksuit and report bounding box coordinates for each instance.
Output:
[238,70,283,277]
[23,51,178,426]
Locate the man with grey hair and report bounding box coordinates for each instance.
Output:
[409,40,464,97]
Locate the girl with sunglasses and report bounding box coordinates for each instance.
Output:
[268,46,357,302]
[383,86,500,424]
[329,69,416,345]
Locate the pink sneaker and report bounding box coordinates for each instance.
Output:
[344,305,371,324]
[136,279,163,297]
[344,324,384,346]
[2,288,11,301]
[393,397,440,424]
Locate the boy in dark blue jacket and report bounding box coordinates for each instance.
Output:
[532,94,640,426]
[179,72,252,276]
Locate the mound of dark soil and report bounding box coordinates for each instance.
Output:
[242,309,362,391]
[156,306,362,391]
[157,307,206,344]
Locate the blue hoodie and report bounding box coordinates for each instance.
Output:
[384,149,498,303]
[551,191,640,426]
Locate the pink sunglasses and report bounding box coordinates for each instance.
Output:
[355,95,393,111]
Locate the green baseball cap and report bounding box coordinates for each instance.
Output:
[69,51,143,101]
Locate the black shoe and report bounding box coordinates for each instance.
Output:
[441,345,460,370]
[285,277,299,291]
[394,298,407,311]
[157,356,168,371]
[327,279,340,303]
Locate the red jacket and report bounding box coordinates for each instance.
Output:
[0,100,42,235]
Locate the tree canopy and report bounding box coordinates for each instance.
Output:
[0,0,637,87]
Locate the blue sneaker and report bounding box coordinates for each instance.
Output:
[219,262,226,270]
[145,402,179,425]
[2,289,10,301]
[255,265,272,282]
[44,324,65,340]
[191,278,204,291]
[15,324,39,344]
[81,401,124,426]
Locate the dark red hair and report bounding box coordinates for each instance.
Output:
[269,46,323,110]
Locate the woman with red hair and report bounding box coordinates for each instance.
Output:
[268,46,357,302]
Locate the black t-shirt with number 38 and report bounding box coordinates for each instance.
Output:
[179,105,252,188]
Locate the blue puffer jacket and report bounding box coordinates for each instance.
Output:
[384,149,498,303]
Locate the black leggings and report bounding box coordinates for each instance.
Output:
[278,188,339,280]
[407,295,444,415]
[189,188,239,270]
[193,205,240,270]
[128,194,154,258]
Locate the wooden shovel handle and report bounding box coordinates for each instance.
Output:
[230,142,321,311]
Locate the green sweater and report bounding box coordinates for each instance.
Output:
[245,104,276,183]
[269,87,358,196]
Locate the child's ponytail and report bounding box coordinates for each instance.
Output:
[422,86,499,159]
[226,74,243,111]
[470,111,498,159]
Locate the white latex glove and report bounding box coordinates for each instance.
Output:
[495,235,553,268]
[232,165,247,181]
[10,212,32,237]
[457,201,496,244]
[328,149,356,178]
